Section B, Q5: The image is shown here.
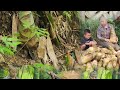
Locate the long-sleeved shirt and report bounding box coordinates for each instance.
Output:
[80,37,93,50]
[97,24,116,41]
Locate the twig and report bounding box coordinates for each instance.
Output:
[15,36,35,56]
[48,71,60,79]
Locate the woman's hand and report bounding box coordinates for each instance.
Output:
[105,39,110,42]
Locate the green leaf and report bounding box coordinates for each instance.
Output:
[105,70,113,79]
[83,71,90,79]
[33,63,54,79]
[1,36,7,43]
[0,68,9,78]
[0,36,22,55]
[112,70,118,79]
[63,11,72,22]
[101,69,113,79]
[101,70,106,79]
[33,67,39,79]
[0,46,14,55]
[7,38,20,42]
[18,65,34,79]
[97,67,105,79]
[12,42,22,47]
[2,47,14,55]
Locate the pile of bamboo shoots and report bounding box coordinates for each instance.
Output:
[77,46,119,70]
[65,46,120,79]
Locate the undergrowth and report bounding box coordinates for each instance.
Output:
[0,36,22,56]
[17,63,57,79]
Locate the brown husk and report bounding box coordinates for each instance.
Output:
[98,60,103,67]
[101,53,106,59]
[95,52,103,60]
[80,54,95,64]
[100,48,112,54]
[110,36,117,43]
[111,55,117,61]
[103,57,111,67]
[91,60,97,68]
[86,63,93,72]
[106,61,113,70]
[112,60,117,68]
[82,46,97,55]
[115,63,119,70]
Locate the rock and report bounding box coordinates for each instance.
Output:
[103,12,110,19]
[80,11,85,22]
[112,11,118,20]
[89,11,108,20]
[85,11,97,18]
[115,11,120,20]
[109,11,116,20]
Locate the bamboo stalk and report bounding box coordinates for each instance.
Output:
[12,13,18,51]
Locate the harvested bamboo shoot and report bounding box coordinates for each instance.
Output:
[47,36,59,70]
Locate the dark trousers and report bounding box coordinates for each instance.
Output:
[98,41,120,51]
